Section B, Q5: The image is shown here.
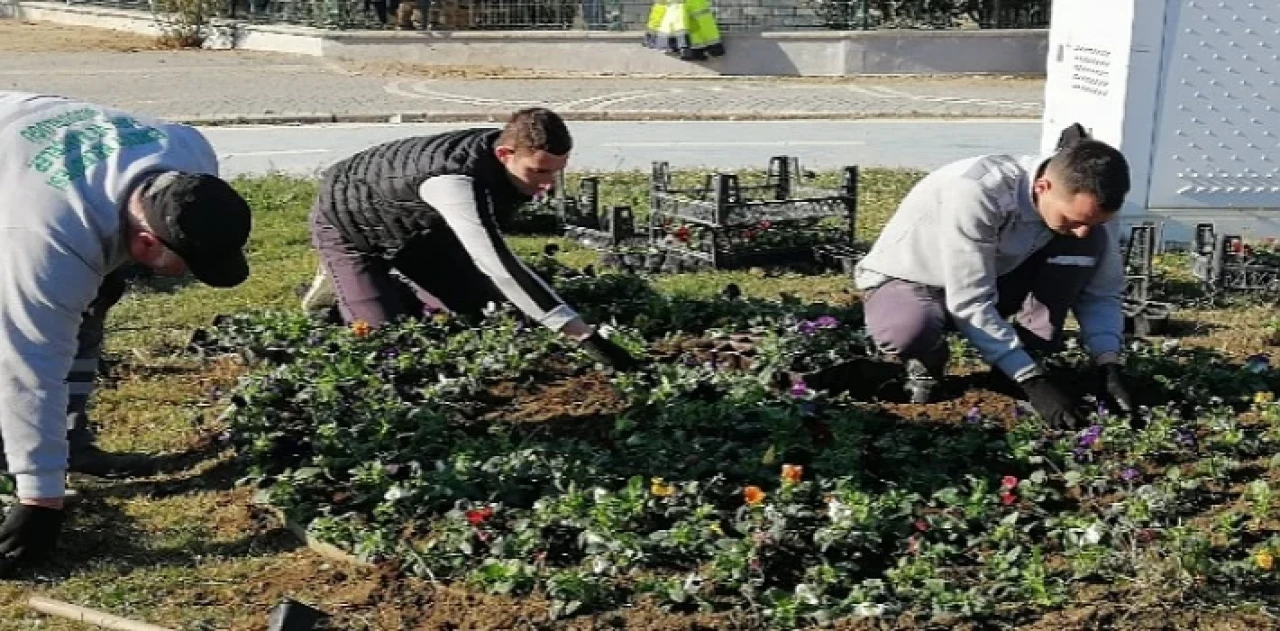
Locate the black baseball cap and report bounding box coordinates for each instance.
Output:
[141,171,252,288]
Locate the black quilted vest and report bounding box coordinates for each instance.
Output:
[316,128,530,255]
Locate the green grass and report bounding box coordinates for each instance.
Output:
[0,167,1273,630]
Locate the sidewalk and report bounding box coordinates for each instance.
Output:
[1,48,1045,125]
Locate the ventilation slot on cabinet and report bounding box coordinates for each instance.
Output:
[1070,45,1113,98]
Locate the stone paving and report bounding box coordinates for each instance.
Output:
[0,50,1045,124]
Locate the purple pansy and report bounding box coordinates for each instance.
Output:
[1078,425,1103,447]
[790,379,811,398]
[813,315,840,329]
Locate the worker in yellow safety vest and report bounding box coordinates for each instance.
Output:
[644,0,726,61]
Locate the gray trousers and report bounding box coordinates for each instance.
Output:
[66,267,130,443]
[863,230,1109,372]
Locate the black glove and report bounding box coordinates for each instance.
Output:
[580,331,642,371]
[1096,363,1134,414]
[0,504,65,578]
[1020,375,1086,430]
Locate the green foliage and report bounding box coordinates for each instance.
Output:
[207,295,1280,626]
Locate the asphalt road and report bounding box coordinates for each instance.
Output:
[206,119,1043,177]
[1,50,1044,123]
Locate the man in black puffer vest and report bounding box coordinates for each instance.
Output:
[306,107,639,369]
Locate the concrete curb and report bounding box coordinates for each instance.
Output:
[175,109,1042,126]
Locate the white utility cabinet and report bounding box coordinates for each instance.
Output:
[1040,0,1280,247]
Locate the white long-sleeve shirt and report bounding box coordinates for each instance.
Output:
[0,91,220,499]
[418,176,580,331]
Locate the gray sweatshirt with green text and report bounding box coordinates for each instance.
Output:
[0,91,219,500]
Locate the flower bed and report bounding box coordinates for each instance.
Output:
[200,274,1280,627]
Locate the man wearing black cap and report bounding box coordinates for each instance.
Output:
[0,91,253,576]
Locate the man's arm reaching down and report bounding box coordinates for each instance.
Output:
[938,182,1038,381]
[1072,221,1125,365]
[419,175,583,332]
[0,229,101,503]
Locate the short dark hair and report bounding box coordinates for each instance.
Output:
[1048,139,1131,213]
[497,107,572,156]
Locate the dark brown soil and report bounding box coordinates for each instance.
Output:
[234,558,761,631]
[1021,600,1276,631]
[228,550,1279,631]
[482,371,628,424]
[881,388,1022,426]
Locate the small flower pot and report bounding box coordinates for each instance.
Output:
[599,252,623,269]
[1124,299,1173,337]
[268,598,326,631]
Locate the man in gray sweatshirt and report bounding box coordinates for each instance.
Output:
[854,138,1135,428]
[0,92,252,576]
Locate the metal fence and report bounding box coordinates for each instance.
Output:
[77,0,1051,31]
